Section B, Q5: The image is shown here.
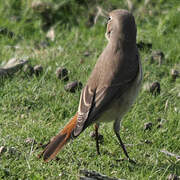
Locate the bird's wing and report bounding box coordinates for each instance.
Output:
[72,84,96,136]
[72,54,140,137]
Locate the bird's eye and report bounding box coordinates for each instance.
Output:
[107,16,112,22]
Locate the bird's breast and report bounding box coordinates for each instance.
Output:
[98,61,142,123]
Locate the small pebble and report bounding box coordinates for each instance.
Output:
[157,124,163,129]
[144,122,153,130]
[157,118,167,129]
[56,67,69,81]
[21,114,25,118]
[34,65,43,76]
[0,146,7,155]
[64,81,82,93]
[150,82,160,95]
[24,138,37,145]
[171,69,179,81]
[84,51,90,57]
[144,140,152,144]
[167,174,179,180]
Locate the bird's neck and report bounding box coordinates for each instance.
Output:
[108,30,136,51]
[108,37,136,53]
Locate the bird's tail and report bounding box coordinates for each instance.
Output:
[39,113,78,162]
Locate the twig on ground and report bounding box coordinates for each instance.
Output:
[160,150,180,160]
[79,169,124,180]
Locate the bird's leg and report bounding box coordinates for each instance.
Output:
[113,120,136,164]
[94,123,100,155]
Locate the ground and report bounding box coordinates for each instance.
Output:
[0,0,180,179]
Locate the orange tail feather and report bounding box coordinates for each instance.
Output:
[42,113,78,162]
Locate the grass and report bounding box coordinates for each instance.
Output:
[0,0,180,179]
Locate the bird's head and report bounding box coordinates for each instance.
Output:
[106,9,137,44]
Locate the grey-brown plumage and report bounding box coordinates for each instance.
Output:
[73,9,142,137]
[40,9,142,162]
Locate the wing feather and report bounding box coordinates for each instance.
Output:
[72,53,140,137]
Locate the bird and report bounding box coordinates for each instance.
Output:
[39,9,142,163]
